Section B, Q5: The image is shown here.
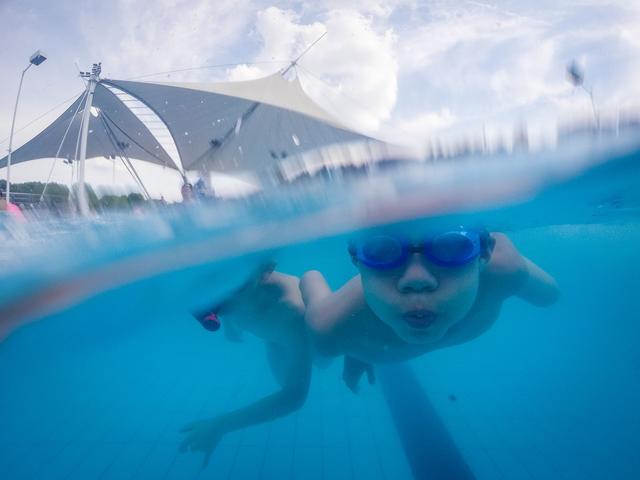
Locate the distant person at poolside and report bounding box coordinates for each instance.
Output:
[0,189,25,221]
[300,227,559,392]
[180,265,311,468]
[193,177,213,200]
[181,181,194,203]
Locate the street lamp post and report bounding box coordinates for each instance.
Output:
[566,60,599,130]
[5,50,47,203]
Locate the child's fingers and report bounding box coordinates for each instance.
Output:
[202,450,213,470]
[344,375,359,394]
[179,437,191,453]
[179,421,198,432]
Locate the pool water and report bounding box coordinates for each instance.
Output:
[1,137,639,479]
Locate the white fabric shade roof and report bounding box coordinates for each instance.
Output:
[152,73,344,127]
[1,71,371,174]
[104,73,369,172]
[0,83,178,170]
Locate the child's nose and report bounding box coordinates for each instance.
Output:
[397,254,439,293]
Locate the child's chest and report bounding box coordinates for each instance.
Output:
[341,318,432,363]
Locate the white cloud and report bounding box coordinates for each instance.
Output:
[226,6,326,81]
[315,0,412,19]
[228,6,399,133]
[79,0,255,81]
[384,108,456,146]
[386,0,640,145]
[226,64,267,82]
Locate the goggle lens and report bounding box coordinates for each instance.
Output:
[427,232,477,266]
[359,235,406,268]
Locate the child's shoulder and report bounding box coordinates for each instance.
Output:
[483,233,559,305]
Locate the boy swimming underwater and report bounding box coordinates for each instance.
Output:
[300,227,559,391]
[180,227,559,464]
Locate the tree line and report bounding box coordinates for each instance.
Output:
[0,180,147,211]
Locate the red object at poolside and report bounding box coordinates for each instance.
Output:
[3,202,26,221]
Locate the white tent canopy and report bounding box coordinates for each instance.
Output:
[1,70,372,176]
[0,83,177,170]
[151,72,345,127]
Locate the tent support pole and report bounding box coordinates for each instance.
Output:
[282,31,327,77]
[77,63,101,215]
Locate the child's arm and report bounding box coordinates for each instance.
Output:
[300,271,367,358]
[517,257,560,306]
[300,271,366,332]
[300,271,378,393]
[484,233,559,306]
[180,340,311,468]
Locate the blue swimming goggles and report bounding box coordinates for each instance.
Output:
[349,229,488,269]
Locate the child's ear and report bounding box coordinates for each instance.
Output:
[480,233,496,265]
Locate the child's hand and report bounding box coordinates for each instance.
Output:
[342,355,375,394]
[179,418,225,469]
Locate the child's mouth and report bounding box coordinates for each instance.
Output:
[402,310,436,328]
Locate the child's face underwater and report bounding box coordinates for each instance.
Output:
[358,249,486,344]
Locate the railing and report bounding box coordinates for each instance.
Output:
[6,191,68,206]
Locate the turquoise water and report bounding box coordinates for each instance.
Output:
[1,136,639,479]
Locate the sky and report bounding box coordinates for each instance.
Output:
[1,0,639,200]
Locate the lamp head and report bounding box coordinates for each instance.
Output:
[29,50,47,66]
[566,60,583,87]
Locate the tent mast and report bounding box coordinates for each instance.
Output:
[281,31,327,77]
[77,62,101,215]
